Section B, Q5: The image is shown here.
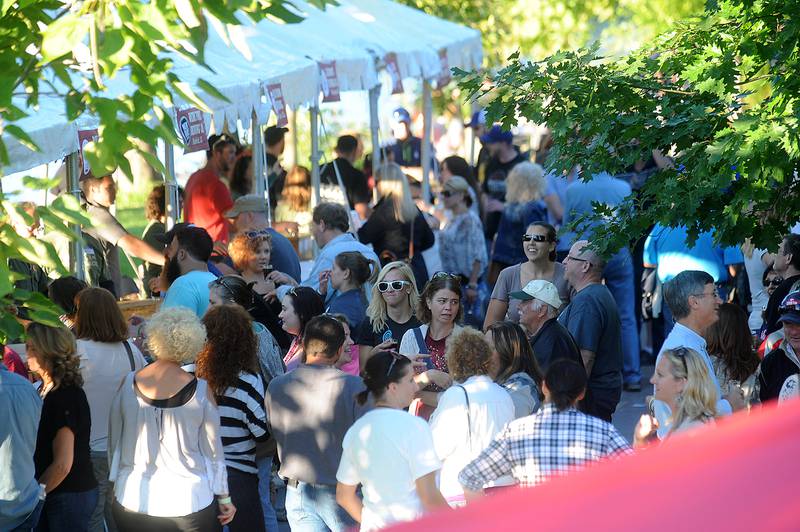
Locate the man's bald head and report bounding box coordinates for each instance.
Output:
[573,240,606,270]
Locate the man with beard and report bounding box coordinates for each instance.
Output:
[159,224,217,317]
[184,134,237,244]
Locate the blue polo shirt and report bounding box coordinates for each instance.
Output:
[643,224,744,283]
[559,172,632,251]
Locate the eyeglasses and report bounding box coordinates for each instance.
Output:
[385,351,403,376]
[245,229,270,240]
[690,289,720,299]
[672,347,690,374]
[209,277,243,297]
[378,280,410,293]
[522,234,551,243]
[432,271,459,280]
[565,255,591,264]
[442,190,455,198]
[764,277,783,287]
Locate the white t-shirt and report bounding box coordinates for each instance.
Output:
[77,339,147,452]
[743,247,768,332]
[337,408,441,531]
[428,375,515,503]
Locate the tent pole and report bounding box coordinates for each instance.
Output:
[369,85,381,172]
[310,105,321,207]
[252,111,265,199]
[66,153,85,281]
[164,142,178,231]
[421,79,433,205]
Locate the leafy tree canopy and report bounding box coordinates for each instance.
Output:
[0,1,327,342]
[458,0,800,254]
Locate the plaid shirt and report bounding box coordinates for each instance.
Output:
[459,403,632,491]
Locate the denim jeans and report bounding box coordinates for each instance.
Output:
[224,467,264,532]
[36,488,99,532]
[602,248,641,385]
[89,451,116,532]
[285,481,355,532]
[256,457,279,532]
[10,499,44,532]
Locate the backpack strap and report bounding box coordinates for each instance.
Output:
[122,340,136,372]
[412,326,429,354]
[454,384,472,452]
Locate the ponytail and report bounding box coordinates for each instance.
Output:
[358,351,411,405]
[335,252,378,287]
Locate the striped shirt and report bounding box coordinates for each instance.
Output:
[216,371,270,474]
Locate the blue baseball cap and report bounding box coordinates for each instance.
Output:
[480,124,513,144]
[464,110,486,128]
[779,291,800,325]
[392,107,411,124]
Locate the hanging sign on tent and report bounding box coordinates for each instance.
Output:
[384,53,404,94]
[175,107,209,154]
[267,83,289,127]
[77,129,99,180]
[319,61,341,103]
[437,49,451,87]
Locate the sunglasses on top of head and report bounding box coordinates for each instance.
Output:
[378,280,410,293]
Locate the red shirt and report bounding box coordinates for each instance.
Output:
[3,346,29,379]
[184,167,233,243]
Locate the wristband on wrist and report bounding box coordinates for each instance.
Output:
[217,496,232,504]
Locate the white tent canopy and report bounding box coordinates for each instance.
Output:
[2,0,483,177]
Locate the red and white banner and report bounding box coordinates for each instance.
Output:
[77,128,99,180]
[384,53,404,94]
[266,83,289,127]
[175,107,209,154]
[319,61,341,103]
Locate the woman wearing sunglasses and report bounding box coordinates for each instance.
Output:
[437,176,488,313]
[336,352,448,531]
[488,162,548,285]
[633,347,718,447]
[356,261,422,367]
[483,221,570,330]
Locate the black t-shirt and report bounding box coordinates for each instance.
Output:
[557,284,623,394]
[764,274,800,335]
[530,318,583,372]
[320,157,371,207]
[355,315,422,347]
[388,136,423,167]
[357,200,435,260]
[482,150,527,202]
[34,385,97,494]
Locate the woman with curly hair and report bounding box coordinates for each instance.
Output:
[485,321,544,418]
[634,347,718,446]
[707,303,760,411]
[228,232,276,298]
[196,305,269,532]
[27,322,98,531]
[428,328,515,506]
[108,308,235,531]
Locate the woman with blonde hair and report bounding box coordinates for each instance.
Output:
[634,347,718,447]
[429,328,514,506]
[108,308,235,531]
[355,261,422,367]
[358,162,435,287]
[274,166,312,236]
[27,322,98,531]
[489,161,548,285]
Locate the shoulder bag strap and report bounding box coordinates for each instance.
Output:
[122,340,136,372]
[455,384,472,452]
[412,327,429,354]
[408,213,415,260]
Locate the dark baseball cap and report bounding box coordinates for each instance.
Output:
[779,291,800,325]
[480,125,513,144]
[265,126,288,146]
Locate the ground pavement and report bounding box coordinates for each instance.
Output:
[612,364,654,443]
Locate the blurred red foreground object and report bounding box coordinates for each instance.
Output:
[388,398,800,531]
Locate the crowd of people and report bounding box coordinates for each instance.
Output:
[2,106,800,532]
